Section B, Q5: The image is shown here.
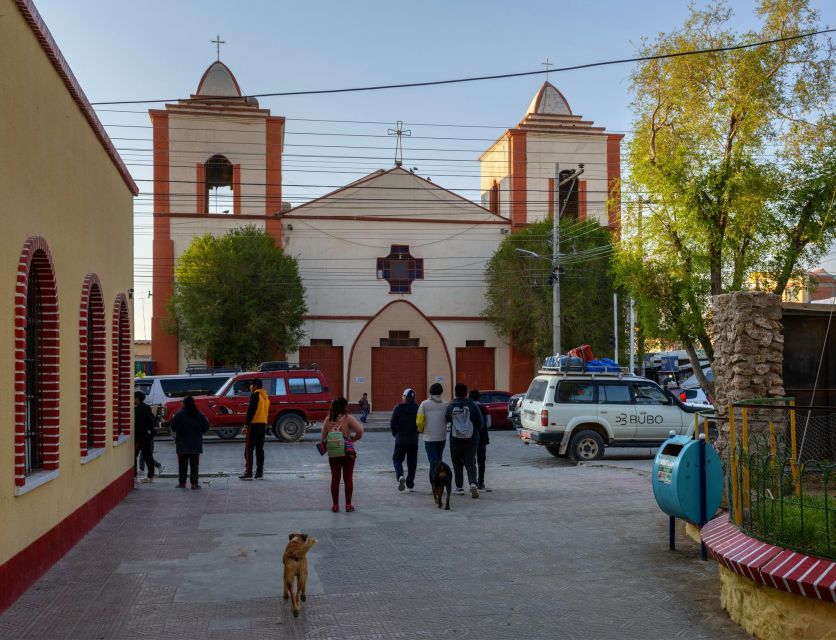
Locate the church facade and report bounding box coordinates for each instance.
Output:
[150,62,622,402]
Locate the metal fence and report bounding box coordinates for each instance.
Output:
[727,399,835,560]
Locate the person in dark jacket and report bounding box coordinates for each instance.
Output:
[469,389,492,492]
[445,383,483,498]
[134,391,157,484]
[170,395,210,489]
[390,388,419,492]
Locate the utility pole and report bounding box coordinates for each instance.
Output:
[629,297,635,373]
[551,163,584,356]
[613,293,619,362]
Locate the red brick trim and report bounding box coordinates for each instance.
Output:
[509,131,527,229]
[702,516,836,602]
[578,180,587,221]
[0,467,133,613]
[79,274,106,456]
[13,1,137,195]
[233,164,242,215]
[196,163,206,214]
[15,237,60,487]
[111,294,131,441]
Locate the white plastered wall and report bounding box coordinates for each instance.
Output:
[525,133,609,225]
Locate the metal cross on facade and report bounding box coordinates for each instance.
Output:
[542,57,554,81]
[211,35,226,61]
[387,121,411,167]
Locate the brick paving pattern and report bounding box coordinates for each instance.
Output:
[0,431,746,639]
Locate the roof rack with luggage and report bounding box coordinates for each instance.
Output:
[257,361,320,372]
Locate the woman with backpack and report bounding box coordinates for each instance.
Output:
[170,394,210,490]
[320,397,364,512]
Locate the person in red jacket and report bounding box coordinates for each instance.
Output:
[240,379,270,480]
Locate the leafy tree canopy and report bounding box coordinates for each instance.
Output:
[617,0,835,392]
[167,226,307,369]
[484,218,617,363]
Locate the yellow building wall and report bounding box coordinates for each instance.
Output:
[0,3,135,566]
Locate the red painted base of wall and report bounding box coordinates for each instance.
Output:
[0,466,133,613]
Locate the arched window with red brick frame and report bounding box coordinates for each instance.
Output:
[80,274,106,456]
[111,294,131,441]
[15,236,60,487]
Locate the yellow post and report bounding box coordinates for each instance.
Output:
[729,405,741,525]
[789,400,800,497]
[741,407,750,509]
[694,413,699,439]
[703,415,709,440]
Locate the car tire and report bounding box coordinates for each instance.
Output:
[215,427,240,440]
[568,430,605,461]
[275,414,306,442]
[545,445,563,458]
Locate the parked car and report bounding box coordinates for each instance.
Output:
[678,387,712,408]
[519,366,706,461]
[134,370,237,428]
[507,393,525,430]
[477,390,513,429]
[162,365,331,442]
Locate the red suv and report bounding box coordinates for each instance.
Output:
[162,365,331,442]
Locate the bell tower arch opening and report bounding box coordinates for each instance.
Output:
[204,154,233,214]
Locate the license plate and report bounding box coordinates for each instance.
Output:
[520,430,531,440]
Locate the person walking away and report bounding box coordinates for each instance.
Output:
[170,395,210,489]
[134,391,157,484]
[240,378,270,480]
[469,389,492,492]
[446,383,482,498]
[390,388,420,492]
[417,383,448,465]
[321,397,364,512]
[358,393,370,424]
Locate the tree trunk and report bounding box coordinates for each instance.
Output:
[684,340,715,400]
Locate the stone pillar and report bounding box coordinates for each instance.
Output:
[712,292,785,456]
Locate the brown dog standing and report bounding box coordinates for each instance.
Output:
[283,533,316,617]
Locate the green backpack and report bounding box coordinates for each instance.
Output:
[326,429,345,457]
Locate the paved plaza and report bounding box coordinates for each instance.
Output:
[0,430,745,639]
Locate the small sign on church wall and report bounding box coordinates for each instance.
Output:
[355,377,366,384]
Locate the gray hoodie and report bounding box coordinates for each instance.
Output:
[417,395,448,442]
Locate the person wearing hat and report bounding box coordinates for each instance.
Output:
[390,388,420,492]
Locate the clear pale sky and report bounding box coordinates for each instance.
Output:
[33,0,836,338]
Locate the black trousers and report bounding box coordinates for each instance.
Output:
[244,424,266,475]
[178,453,200,485]
[135,440,155,478]
[392,439,418,488]
[477,444,487,487]
[449,436,478,489]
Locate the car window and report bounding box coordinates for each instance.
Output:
[633,382,671,405]
[479,393,494,404]
[598,383,632,404]
[227,379,253,397]
[160,377,227,398]
[305,377,323,394]
[491,393,509,404]
[274,378,287,396]
[526,379,549,402]
[556,381,595,403]
[288,378,306,394]
[135,381,153,396]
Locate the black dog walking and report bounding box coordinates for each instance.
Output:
[429,460,453,510]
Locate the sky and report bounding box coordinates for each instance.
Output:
[32,0,836,339]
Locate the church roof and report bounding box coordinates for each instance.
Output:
[195,61,243,97]
[525,81,572,116]
[282,166,508,224]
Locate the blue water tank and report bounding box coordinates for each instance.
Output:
[652,435,723,524]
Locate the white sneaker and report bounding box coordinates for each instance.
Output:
[454,487,465,494]
[398,476,406,492]
[470,484,479,498]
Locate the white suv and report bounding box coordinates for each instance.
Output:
[519,369,698,461]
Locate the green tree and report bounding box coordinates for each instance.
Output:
[484,219,618,364]
[167,226,306,369]
[617,0,835,394]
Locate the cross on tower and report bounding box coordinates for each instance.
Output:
[387,121,412,168]
[211,35,226,61]
[542,57,554,82]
